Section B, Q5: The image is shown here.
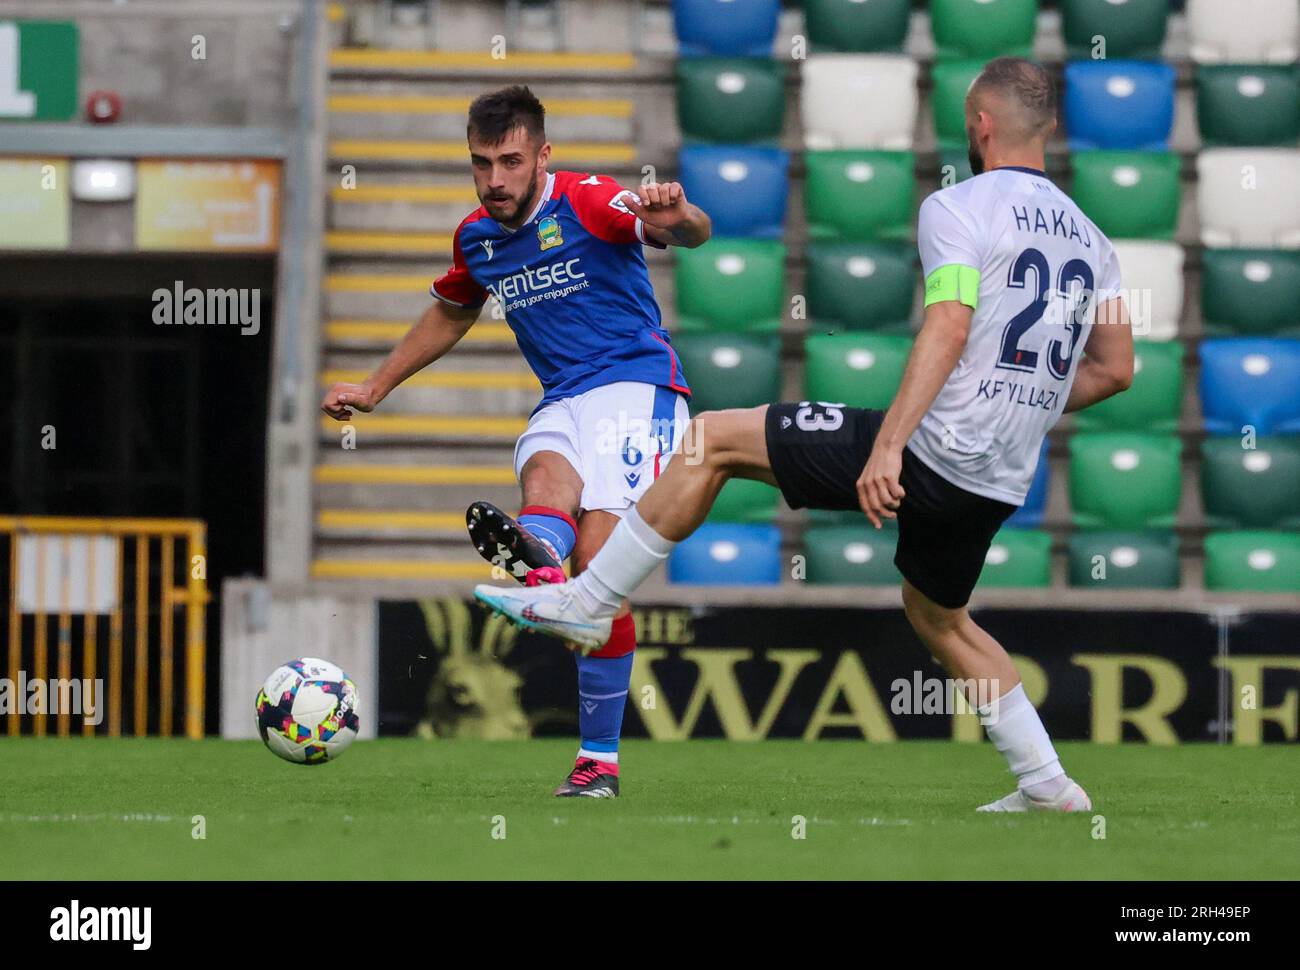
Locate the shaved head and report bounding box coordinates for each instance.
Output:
[965,58,1056,175]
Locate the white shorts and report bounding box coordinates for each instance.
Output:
[513,381,692,515]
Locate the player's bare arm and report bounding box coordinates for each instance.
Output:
[1063,295,1134,413]
[320,299,479,421]
[858,300,974,528]
[623,181,712,248]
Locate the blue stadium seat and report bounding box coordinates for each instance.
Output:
[672,0,780,57]
[1064,60,1175,150]
[667,523,783,585]
[1199,339,1300,435]
[1005,441,1050,528]
[678,146,789,238]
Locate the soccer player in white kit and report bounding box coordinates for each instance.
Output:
[475,58,1135,811]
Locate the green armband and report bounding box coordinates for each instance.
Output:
[924,264,981,309]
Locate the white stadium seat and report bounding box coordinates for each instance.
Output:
[1196,149,1300,249]
[801,54,918,150]
[1187,0,1299,64]
[1111,240,1184,342]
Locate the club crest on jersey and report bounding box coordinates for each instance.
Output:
[537,215,563,251]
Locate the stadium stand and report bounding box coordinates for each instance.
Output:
[309,0,1300,606]
[668,522,783,584]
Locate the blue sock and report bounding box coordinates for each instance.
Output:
[575,614,635,761]
[517,506,576,562]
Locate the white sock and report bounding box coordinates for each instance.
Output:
[577,748,617,765]
[570,506,676,616]
[978,683,1066,795]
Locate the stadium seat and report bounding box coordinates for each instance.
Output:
[930,0,1038,60]
[803,526,901,585]
[977,529,1052,590]
[1069,432,1182,529]
[1064,60,1176,151]
[1203,531,1300,593]
[804,333,912,409]
[801,55,918,150]
[672,0,781,57]
[1196,66,1300,147]
[1199,338,1300,435]
[802,0,911,52]
[1187,0,1299,64]
[668,523,782,585]
[930,59,985,150]
[1200,250,1300,337]
[1070,151,1181,239]
[1200,437,1300,529]
[1005,441,1050,528]
[1111,240,1184,341]
[804,151,915,239]
[671,332,782,412]
[1061,0,1169,60]
[708,478,782,523]
[1066,531,1180,589]
[676,57,787,144]
[675,238,785,332]
[678,146,789,239]
[1196,149,1300,249]
[804,240,916,333]
[1072,340,1184,432]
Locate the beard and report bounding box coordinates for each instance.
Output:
[485,174,539,225]
[968,142,985,177]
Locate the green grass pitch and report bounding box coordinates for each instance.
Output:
[1,739,1297,880]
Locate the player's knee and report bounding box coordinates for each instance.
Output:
[902,582,965,641]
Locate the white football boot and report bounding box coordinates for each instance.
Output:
[474,581,612,653]
[976,779,1092,813]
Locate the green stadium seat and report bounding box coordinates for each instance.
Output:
[931,59,984,150]
[1200,249,1300,338]
[708,478,782,523]
[1070,151,1181,239]
[804,151,915,239]
[804,333,912,409]
[672,332,782,412]
[930,0,1037,60]
[1204,531,1300,593]
[1072,340,1184,432]
[1067,530,1180,589]
[675,57,787,144]
[977,528,1052,590]
[803,0,911,52]
[805,240,916,333]
[804,525,902,585]
[675,238,785,332]
[1196,66,1300,147]
[1061,0,1169,60]
[1200,437,1300,529]
[1068,432,1182,529]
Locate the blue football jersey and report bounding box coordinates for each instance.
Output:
[431,170,691,408]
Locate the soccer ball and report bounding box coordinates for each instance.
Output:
[255,658,360,764]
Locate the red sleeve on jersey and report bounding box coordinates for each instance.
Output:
[558,171,668,249]
[430,216,489,308]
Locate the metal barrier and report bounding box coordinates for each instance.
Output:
[1,517,209,739]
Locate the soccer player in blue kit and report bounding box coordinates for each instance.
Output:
[321,86,712,797]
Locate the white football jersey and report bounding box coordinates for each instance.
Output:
[908,166,1123,505]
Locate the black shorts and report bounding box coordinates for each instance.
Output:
[765,403,1018,609]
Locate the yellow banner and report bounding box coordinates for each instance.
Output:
[136,159,281,251]
[0,158,69,250]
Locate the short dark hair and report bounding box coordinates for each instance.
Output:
[467,85,546,145]
[968,57,1055,137]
